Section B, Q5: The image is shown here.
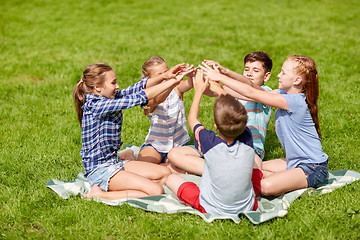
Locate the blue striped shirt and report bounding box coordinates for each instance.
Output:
[80,78,148,176]
[238,85,272,159]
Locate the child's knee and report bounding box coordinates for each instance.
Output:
[167,148,178,162]
[149,183,164,195]
[260,179,274,196]
[159,166,171,179]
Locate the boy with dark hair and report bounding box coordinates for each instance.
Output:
[204,51,273,160]
[165,70,262,215]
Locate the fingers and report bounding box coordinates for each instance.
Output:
[204,75,209,85]
[203,60,217,66]
[201,61,213,70]
[197,64,207,72]
[169,63,186,74]
[167,60,222,82]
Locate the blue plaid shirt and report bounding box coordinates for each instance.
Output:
[80,78,148,176]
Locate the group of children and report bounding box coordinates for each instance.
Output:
[73,51,328,216]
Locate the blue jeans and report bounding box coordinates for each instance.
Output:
[297,160,328,188]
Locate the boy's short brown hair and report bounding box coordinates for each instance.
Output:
[244,51,273,73]
[214,94,248,138]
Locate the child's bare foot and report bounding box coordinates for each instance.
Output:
[119,149,136,161]
[83,185,103,199]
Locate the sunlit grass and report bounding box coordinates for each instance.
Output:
[1,0,360,239]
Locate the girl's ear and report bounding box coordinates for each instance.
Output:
[293,76,303,86]
[214,123,218,131]
[94,85,102,93]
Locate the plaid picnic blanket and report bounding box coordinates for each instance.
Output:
[46,169,360,224]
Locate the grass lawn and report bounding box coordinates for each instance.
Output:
[1,0,360,239]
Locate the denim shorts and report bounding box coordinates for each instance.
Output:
[86,160,125,192]
[297,160,328,188]
[141,143,168,163]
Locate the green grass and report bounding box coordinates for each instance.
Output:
[1,0,360,239]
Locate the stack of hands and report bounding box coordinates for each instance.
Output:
[163,60,228,97]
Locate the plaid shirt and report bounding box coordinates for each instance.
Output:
[80,78,148,176]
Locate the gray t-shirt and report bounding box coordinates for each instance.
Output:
[194,124,255,216]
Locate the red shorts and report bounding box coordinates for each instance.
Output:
[177,182,207,213]
[252,168,263,211]
[177,168,263,213]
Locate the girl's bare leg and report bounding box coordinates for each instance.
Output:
[162,161,188,174]
[118,149,136,161]
[137,147,162,164]
[261,158,287,178]
[260,168,308,197]
[123,160,171,185]
[84,170,164,200]
[167,146,205,176]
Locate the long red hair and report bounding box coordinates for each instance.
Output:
[287,55,321,138]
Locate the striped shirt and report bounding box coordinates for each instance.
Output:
[80,78,148,176]
[238,85,272,159]
[142,89,190,153]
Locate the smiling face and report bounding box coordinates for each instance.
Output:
[277,59,298,92]
[243,61,269,86]
[96,70,119,99]
[148,62,168,78]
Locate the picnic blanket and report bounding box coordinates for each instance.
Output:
[46,169,360,224]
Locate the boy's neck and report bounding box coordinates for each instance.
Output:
[218,132,236,145]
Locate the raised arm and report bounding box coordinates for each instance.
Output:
[145,63,185,88]
[203,60,264,91]
[188,70,209,130]
[200,62,289,110]
[144,77,182,102]
[174,64,196,100]
[144,64,194,115]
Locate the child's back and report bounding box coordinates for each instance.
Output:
[196,124,255,215]
[166,76,262,216]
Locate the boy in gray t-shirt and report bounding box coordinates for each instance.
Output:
[165,70,262,216]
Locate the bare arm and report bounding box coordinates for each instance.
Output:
[221,78,287,110]
[175,65,196,100]
[143,64,193,115]
[144,78,182,101]
[200,62,289,110]
[203,60,264,91]
[145,63,185,88]
[223,85,254,102]
[188,70,209,130]
[204,80,225,97]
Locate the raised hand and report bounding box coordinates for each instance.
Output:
[199,61,224,82]
[174,64,195,82]
[193,69,209,94]
[207,80,225,97]
[164,63,186,79]
[203,60,227,74]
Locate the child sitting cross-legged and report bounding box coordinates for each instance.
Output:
[165,70,262,215]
